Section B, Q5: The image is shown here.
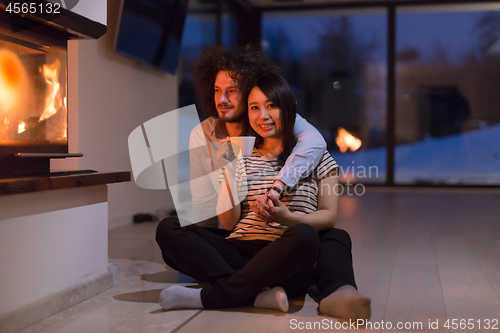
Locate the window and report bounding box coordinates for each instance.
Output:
[179,11,217,109]
[395,4,500,185]
[263,9,388,183]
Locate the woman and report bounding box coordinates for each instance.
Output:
[159,73,340,312]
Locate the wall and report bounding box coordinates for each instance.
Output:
[0,186,108,315]
[53,0,178,228]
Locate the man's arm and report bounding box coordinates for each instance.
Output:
[273,114,327,191]
[216,167,241,230]
[189,124,219,225]
[215,140,243,231]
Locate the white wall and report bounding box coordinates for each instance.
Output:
[0,186,108,315]
[53,0,178,229]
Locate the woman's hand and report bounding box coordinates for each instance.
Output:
[250,180,285,222]
[249,196,294,226]
[249,198,275,223]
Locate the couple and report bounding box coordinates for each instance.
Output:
[155,46,371,320]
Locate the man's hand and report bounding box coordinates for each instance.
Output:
[253,180,285,212]
[216,137,236,171]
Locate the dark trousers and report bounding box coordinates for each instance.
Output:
[197,228,359,301]
[315,228,357,300]
[156,217,319,309]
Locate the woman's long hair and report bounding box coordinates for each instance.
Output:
[252,73,297,167]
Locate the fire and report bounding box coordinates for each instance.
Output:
[39,59,61,122]
[18,121,26,134]
[336,127,362,153]
[0,49,27,112]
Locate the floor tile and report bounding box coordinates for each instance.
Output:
[18,190,500,333]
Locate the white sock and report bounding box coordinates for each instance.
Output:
[253,287,289,312]
[159,285,203,310]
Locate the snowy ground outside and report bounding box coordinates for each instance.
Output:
[331,124,500,185]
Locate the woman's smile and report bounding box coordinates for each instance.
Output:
[259,123,275,131]
[248,86,282,139]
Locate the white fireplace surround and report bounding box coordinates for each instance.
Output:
[0,4,110,331]
[0,185,112,333]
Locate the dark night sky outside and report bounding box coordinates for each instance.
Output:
[181,10,487,63]
[261,11,486,63]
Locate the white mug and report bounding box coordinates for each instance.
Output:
[229,136,256,157]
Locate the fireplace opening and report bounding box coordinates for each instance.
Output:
[0,30,67,151]
[0,3,106,179]
[0,24,74,178]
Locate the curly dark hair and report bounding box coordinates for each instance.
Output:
[191,45,280,119]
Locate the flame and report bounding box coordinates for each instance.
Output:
[336,127,362,153]
[0,49,26,112]
[18,121,26,133]
[39,59,61,122]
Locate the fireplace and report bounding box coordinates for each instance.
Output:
[0,1,106,178]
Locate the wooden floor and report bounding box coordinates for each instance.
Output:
[20,188,500,333]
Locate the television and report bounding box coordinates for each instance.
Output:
[115,0,189,75]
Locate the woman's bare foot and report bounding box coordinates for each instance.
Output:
[319,285,371,321]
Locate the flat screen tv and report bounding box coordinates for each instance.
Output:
[115,0,189,75]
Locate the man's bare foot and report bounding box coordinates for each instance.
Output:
[319,285,371,321]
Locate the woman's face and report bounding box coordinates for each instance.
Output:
[248,86,281,139]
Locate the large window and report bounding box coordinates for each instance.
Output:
[179,0,247,112]
[395,4,500,185]
[179,11,217,109]
[221,1,240,49]
[179,1,500,187]
[263,9,388,184]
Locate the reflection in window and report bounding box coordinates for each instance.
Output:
[395,5,500,185]
[179,13,217,109]
[262,10,387,183]
[221,0,239,49]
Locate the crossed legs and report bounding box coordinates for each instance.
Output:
[156,218,370,318]
[156,217,318,310]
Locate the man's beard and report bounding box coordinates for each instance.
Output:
[218,108,246,123]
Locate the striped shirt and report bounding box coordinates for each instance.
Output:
[221,149,338,241]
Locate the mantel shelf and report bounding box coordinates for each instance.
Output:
[0,171,131,196]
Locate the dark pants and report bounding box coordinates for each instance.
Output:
[315,228,357,300]
[156,217,319,309]
[195,228,359,301]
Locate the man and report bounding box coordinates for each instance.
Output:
[186,46,326,228]
[156,46,370,321]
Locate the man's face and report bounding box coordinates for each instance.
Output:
[214,71,246,123]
